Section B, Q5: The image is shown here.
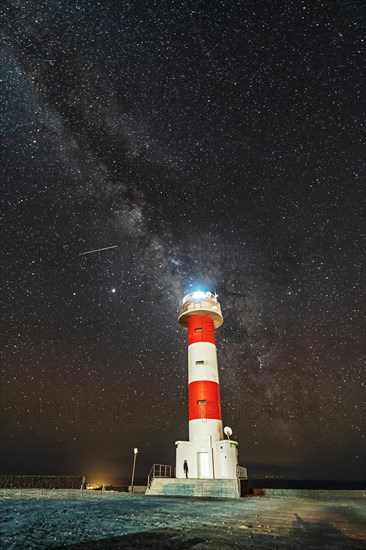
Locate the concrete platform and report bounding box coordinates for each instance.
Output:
[128,485,147,493]
[146,478,241,498]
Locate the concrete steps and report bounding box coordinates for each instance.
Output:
[146,478,240,499]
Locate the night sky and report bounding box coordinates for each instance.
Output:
[1,1,364,483]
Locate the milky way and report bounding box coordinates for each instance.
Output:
[1,1,364,481]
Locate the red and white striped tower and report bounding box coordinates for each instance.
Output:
[175,291,240,479]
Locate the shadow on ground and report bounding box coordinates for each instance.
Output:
[58,529,204,549]
[59,522,365,549]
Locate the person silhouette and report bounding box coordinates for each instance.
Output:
[183,460,189,478]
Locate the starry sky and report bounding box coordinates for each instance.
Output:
[1,1,364,483]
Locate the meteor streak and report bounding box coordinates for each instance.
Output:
[79,245,117,256]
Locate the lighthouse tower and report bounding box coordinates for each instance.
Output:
[175,291,240,479]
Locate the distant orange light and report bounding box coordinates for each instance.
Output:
[85,482,104,490]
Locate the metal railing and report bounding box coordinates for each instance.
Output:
[236,465,248,479]
[147,464,175,489]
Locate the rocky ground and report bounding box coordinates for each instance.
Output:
[1,489,365,548]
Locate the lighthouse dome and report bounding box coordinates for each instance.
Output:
[179,290,223,329]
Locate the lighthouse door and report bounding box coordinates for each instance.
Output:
[197,452,209,478]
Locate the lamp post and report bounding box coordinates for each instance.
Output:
[131,447,138,493]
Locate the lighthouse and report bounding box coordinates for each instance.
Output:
[175,291,242,480]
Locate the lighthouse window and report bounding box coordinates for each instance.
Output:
[196,360,205,365]
[197,399,206,404]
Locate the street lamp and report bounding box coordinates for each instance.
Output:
[130,447,138,493]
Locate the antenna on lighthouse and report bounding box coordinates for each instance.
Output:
[224,426,233,440]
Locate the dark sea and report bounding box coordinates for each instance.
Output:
[248,479,365,490]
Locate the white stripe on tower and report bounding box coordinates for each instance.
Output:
[188,342,219,383]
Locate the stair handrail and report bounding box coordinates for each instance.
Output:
[147,464,174,489]
[236,465,248,479]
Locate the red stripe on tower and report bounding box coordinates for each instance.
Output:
[188,380,222,420]
[188,315,216,346]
